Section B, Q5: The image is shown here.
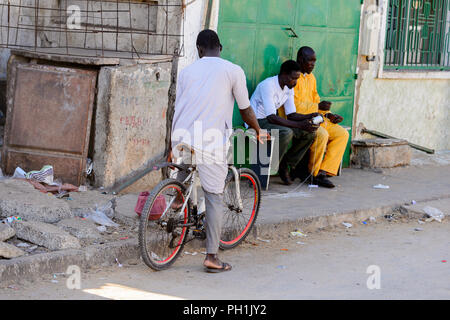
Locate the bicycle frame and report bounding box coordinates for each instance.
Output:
[158,164,244,222]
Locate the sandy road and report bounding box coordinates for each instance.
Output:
[1,217,449,300]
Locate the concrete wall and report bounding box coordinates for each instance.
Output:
[177,0,206,71]
[353,0,450,151]
[94,61,172,193]
[354,60,450,151]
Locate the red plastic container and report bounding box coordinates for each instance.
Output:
[135,192,166,220]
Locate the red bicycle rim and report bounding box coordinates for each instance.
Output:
[153,185,188,264]
[221,173,257,246]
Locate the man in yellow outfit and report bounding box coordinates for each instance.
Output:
[279,47,349,188]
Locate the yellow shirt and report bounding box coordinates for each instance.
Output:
[278,73,328,118]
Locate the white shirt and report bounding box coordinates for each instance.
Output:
[250,75,296,119]
[171,57,250,161]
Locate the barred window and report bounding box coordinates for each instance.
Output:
[384,0,449,70]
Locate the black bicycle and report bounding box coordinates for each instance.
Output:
[138,147,261,271]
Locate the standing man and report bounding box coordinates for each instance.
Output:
[170,29,266,273]
[279,47,349,188]
[250,60,318,185]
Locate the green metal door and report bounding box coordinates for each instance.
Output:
[218,0,297,126]
[218,0,361,166]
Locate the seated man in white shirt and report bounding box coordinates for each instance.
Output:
[250,60,320,185]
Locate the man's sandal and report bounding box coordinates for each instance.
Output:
[204,262,232,273]
[170,198,184,210]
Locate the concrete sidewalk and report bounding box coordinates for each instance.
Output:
[1,151,449,286]
[255,162,450,236]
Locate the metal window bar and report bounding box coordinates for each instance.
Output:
[0,0,184,59]
[384,0,449,70]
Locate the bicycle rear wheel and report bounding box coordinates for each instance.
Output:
[139,179,190,270]
[220,168,261,250]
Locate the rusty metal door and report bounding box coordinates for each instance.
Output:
[2,60,97,185]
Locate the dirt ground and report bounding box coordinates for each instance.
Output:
[0,213,448,300]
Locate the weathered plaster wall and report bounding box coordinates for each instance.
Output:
[354,0,450,152]
[354,62,450,151]
[178,0,219,71]
[178,0,206,71]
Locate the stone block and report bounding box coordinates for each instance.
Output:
[0,179,73,223]
[56,218,102,241]
[0,223,15,241]
[64,190,115,217]
[11,220,81,250]
[351,138,412,168]
[0,242,26,259]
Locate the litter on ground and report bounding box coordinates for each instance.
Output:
[373,184,390,189]
[290,230,307,237]
[342,222,353,228]
[423,206,445,223]
[16,243,30,248]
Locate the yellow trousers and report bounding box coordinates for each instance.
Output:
[309,120,349,177]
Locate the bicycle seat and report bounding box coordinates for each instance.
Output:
[175,143,195,154]
[172,143,197,168]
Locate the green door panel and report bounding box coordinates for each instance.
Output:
[259,0,297,25]
[327,0,361,29]
[327,99,353,166]
[292,28,327,86]
[219,25,257,127]
[218,25,257,89]
[319,32,358,98]
[296,0,329,27]
[253,27,293,89]
[219,0,258,23]
[327,35,358,97]
[323,99,353,167]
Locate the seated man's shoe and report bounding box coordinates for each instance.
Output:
[313,173,335,188]
[278,163,293,185]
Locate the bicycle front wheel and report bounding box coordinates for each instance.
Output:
[139,179,190,270]
[220,168,261,250]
